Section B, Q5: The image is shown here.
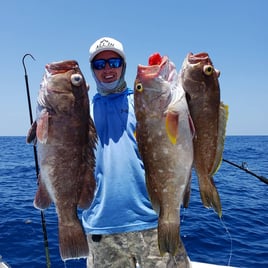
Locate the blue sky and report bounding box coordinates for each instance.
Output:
[1,0,267,136]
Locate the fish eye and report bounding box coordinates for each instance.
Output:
[71,74,83,86]
[135,82,143,92]
[203,65,214,76]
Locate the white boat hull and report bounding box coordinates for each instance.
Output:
[191,261,235,267]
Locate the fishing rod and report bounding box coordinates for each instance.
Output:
[222,158,268,185]
[22,54,51,268]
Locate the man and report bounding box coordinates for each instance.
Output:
[82,37,190,268]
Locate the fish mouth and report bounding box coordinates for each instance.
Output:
[46,60,79,75]
[186,52,219,77]
[137,56,169,79]
[188,52,212,65]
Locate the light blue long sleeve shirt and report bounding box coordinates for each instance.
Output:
[82,88,158,234]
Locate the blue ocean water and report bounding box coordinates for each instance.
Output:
[0,136,267,268]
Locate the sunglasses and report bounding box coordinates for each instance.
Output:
[92,58,123,70]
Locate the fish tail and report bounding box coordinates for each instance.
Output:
[182,173,192,208]
[58,219,89,260]
[158,218,180,256]
[199,176,222,217]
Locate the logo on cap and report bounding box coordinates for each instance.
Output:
[96,39,115,50]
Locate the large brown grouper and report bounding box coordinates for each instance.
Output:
[27,60,97,260]
[134,53,194,258]
[179,52,228,217]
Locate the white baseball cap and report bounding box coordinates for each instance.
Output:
[89,37,126,62]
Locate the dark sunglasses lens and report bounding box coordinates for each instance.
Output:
[92,58,123,70]
[92,60,106,70]
[108,58,123,68]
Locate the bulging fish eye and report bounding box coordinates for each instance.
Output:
[135,82,143,92]
[203,65,214,76]
[71,74,83,86]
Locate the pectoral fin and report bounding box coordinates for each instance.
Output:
[26,121,37,144]
[165,112,179,145]
[33,174,52,209]
[36,111,50,144]
[188,113,195,138]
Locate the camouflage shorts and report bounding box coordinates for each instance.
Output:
[86,228,191,268]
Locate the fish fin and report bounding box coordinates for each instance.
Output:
[88,116,98,146]
[188,114,195,138]
[78,121,97,209]
[158,216,180,256]
[26,121,37,144]
[58,218,89,260]
[78,169,96,209]
[199,175,222,217]
[33,175,52,209]
[165,112,179,145]
[210,103,229,175]
[182,172,192,208]
[36,111,50,144]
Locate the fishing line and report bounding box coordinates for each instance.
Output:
[181,207,188,224]
[212,169,233,267]
[219,216,233,266]
[22,54,51,268]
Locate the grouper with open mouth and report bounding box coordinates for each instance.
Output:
[179,52,228,217]
[27,60,97,261]
[134,53,194,263]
